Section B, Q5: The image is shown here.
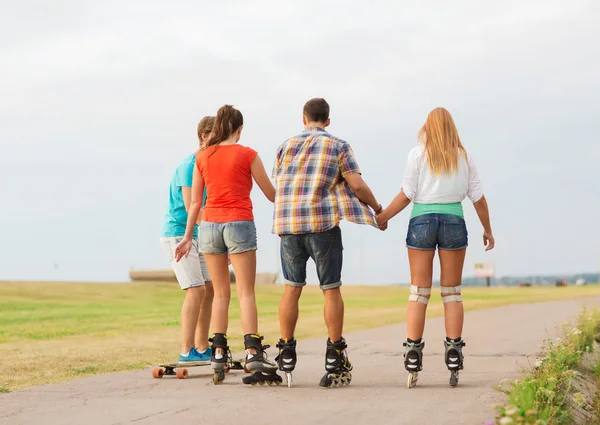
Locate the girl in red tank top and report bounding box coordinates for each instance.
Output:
[175,105,281,385]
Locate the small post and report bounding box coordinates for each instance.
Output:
[486,276,491,287]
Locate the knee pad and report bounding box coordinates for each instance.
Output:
[441,285,462,303]
[409,285,431,305]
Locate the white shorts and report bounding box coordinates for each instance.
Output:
[160,237,212,290]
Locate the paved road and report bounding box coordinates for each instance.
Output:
[2,297,600,425]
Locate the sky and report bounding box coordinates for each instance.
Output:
[1,0,599,284]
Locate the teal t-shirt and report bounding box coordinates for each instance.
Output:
[162,154,207,238]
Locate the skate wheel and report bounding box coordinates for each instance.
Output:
[250,381,257,386]
[450,371,459,387]
[176,368,188,379]
[224,367,230,374]
[243,365,250,373]
[152,368,164,379]
[286,373,293,388]
[213,371,224,385]
[407,372,418,388]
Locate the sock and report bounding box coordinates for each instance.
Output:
[181,350,190,357]
[446,337,462,343]
[407,337,422,344]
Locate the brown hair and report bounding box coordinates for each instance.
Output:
[197,116,215,146]
[204,105,243,149]
[418,107,467,176]
[303,98,329,123]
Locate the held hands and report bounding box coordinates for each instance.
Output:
[174,237,193,262]
[374,204,388,231]
[375,213,388,231]
[483,230,495,251]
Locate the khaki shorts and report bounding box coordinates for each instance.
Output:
[160,237,211,290]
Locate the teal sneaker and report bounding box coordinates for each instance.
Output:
[178,347,209,363]
[198,348,211,359]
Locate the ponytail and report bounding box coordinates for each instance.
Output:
[204,105,243,149]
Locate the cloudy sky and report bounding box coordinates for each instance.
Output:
[1,0,598,284]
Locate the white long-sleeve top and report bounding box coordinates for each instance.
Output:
[401,145,483,204]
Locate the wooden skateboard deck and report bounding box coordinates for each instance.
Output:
[152,358,246,379]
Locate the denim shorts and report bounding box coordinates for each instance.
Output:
[406,214,468,251]
[200,220,257,255]
[280,226,343,290]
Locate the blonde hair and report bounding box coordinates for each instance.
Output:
[197,116,215,146]
[418,107,467,176]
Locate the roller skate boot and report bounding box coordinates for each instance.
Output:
[444,337,465,387]
[319,337,352,388]
[241,334,282,386]
[209,333,229,385]
[403,338,425,388]
[275,337,297,388]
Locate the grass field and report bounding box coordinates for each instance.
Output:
[1,281,600,391]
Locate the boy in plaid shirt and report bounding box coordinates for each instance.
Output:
[271,98,385,388]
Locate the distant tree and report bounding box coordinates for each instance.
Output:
[229,270,236,284]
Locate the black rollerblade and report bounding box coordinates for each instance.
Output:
[275,338,297,388]
[241,334,282,387]
[319,337,352,388]
[403,338,425,388]
[209,333,229,385]
[444,337,465,387]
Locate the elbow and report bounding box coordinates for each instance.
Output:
[189,201,201,212]
[473,194,486,206]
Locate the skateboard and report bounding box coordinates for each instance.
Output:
[152,358,248,379]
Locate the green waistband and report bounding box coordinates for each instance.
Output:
[411,203,464,219]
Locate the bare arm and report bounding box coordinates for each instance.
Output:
[344,173,381,212]
[473,195,495,251]
[377,189,411,224]
[182,166,204,241]
[182,186,192,211]
[251,154,275,202]
[182,186,203,225]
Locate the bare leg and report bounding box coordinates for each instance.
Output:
[195,281,214,351]
[406,249,435,340]
[439,249,466,339]
[180,286,204,354]
[323,287,344,342]
[204,255,230,335]
[229,250,258,335]
[279,285,303,339]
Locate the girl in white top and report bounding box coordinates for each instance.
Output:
[376,107,495,388]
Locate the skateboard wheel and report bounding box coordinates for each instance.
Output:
[224,367,230,374]
[243,366,250,373]
[152,368,164,379]
[176,368,188,379]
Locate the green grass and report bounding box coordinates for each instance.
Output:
[1,280,600,391]
[493,308,600,424]
[73,365,99,375]
[0,387,9,393]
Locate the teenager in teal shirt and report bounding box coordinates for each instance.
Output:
[160,116,215,363]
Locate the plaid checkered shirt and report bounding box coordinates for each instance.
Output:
[271,127,378,235]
